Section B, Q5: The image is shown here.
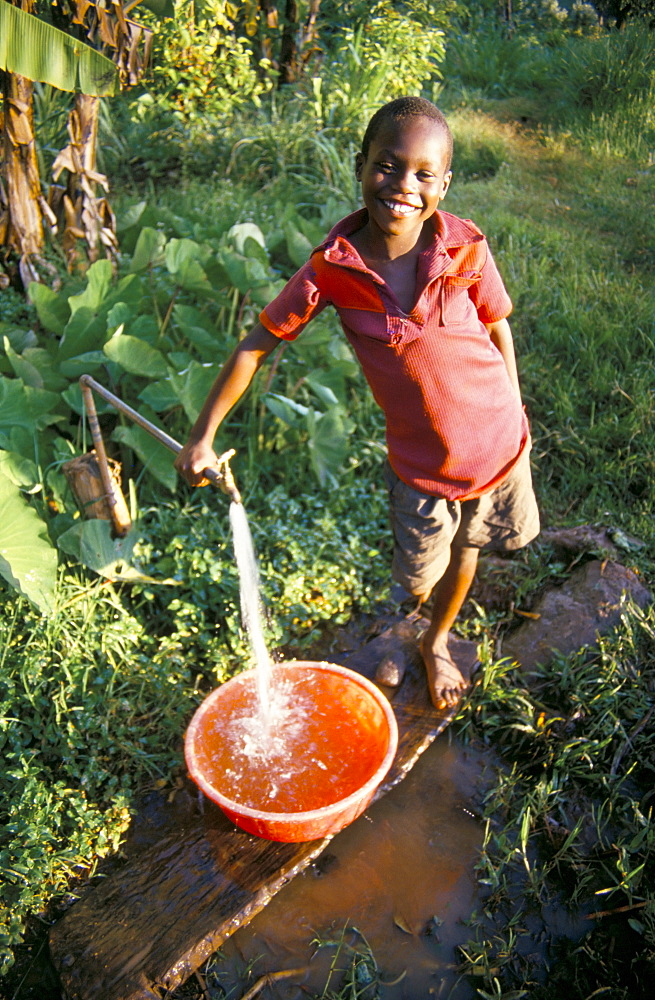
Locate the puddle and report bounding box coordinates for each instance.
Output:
[206,736,492,999]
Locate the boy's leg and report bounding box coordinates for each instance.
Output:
[378,461,463,689]
[381,447,539,705]
[420,544,479,709]
[420,444,539,707]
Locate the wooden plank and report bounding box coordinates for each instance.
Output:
[49,620,477,1000]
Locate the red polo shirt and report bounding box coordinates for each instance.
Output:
[260,209,529,500]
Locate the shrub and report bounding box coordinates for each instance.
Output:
[134,0,272,123]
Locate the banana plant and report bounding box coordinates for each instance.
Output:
[0,0,171,284]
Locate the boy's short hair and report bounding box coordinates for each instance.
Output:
[361,97,453,170]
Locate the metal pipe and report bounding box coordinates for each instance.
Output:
[78,375,242,505]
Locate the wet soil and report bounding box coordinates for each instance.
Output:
[199,736,493,1000]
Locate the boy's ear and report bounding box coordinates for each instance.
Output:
[355,151,364,181]
[440,170,453,201]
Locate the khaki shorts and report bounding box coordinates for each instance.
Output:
[385,446,540,597]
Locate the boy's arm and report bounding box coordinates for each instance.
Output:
[485,318,522,401]
[174,322,281,486]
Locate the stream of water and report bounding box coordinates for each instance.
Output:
[229,500,274,721]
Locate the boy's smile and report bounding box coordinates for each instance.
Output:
[355,117,452,258]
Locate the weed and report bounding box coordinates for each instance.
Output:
[311,926,382,999]
[451,599,655,999]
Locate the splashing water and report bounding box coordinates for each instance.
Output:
[228,501,273,722]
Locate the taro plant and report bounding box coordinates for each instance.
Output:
[0,202,362,611]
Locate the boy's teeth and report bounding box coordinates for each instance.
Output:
[383,200,416,215]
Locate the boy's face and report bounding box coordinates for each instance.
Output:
[355,117,452,245]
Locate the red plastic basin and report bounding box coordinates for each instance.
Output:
[184,660,398,842]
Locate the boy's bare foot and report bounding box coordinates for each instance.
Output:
[420,634,470,710]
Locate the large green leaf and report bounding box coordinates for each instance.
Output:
[138,378,179,412]
[165,239,211,294]
[103,332,169,378]
[0,4,118,96]
[58,350,109,379]
[264,393,310,426]
[18,348,68,392]
[112,425,177,492]
[304,375,340,407]
[58,268,143,361]
[306,406,353,488]
[172,304,219,359]
[169,362,222,424]
[0,450,39,490]
[28,282,70,336]
[2,336,44,389]
[57,308,108,361]
[284,223,314,270]
[216,248,283,303]
[62,381,113,419]
[228,222,266,255]
[0,377,62,435]
[0,472,57,614]
[68,260,115,315]
[129,226,167,273]
[57,519,172,583]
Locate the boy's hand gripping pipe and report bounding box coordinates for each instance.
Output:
[78,374,242,511]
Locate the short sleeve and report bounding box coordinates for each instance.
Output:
[259,261,328,341]
[468,242,513,324]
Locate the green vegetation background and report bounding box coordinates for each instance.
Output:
[1,1,655,996]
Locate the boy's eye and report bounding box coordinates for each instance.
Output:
[418,171,436,181]
[377,162,396,173]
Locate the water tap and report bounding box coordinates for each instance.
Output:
[208,449,242,505]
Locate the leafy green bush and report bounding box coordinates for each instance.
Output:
[0,469,391,972]
[130,479,389,659]
[312,3,447,131]
[0,579,199,973]
[136,0,272,122]
[0,193,369,611]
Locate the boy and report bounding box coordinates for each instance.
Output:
[175,96,539,711]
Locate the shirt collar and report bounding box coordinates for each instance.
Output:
[318,208,485,259]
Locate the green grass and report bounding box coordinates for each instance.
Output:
[0,575,199,971]
[439,112,655,540]
[450,599,655,998]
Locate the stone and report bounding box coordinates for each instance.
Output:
[501,559,651,672]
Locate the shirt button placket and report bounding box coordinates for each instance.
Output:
[388,316,406,345]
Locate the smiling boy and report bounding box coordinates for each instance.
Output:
[175,97,540,710]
